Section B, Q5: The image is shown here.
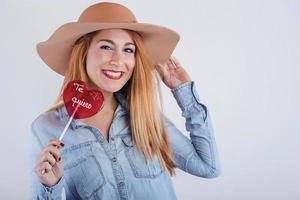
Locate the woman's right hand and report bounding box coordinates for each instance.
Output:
[34,139,65,187]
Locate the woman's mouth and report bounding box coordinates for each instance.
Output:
[102,70,124,80]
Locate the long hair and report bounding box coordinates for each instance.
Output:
[47,29,176,176]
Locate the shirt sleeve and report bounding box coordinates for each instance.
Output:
[164,81,222,178]
[27,122,73,199]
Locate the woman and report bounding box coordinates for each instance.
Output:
[28,2,221,199]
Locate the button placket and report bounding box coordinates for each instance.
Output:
[110,142,128,199]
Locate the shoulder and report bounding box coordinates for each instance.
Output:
[162,114,174,126]
[31,109,60,129]
[30,107,65,146]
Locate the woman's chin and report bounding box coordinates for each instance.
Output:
[100,86,123,94]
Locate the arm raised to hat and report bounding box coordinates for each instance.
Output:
[163,78,222,178]
[155,56,192,89]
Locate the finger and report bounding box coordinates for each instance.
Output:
[41,151,57,166]
[41,146,61,162]
[171,56,181,68]
[154,64,163,75]
[155,63,169,78]
[35,162,44,175]
[47,139,64,149]
[42,162,52,174]
[47,146,61,162]
[169,58,177,69]
[165,59,174,70]
[56,158,64,167]
[36,162,52,176]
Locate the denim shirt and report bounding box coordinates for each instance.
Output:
[27,81,221,200]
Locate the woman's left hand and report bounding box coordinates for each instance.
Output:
[155,56,191,89]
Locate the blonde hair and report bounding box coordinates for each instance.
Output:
[47,29,176,176]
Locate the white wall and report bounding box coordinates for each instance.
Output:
[1,0,299,199]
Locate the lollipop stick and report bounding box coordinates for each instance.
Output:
[42,104,80,175]
[59,103,80,141]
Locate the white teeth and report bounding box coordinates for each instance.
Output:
[103,70,122,78]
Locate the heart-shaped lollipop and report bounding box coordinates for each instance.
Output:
[63,80,104,119]
[57,80,104,141]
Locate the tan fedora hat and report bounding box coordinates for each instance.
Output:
[36,2,180,76]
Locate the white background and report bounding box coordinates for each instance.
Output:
[1,0,299,199]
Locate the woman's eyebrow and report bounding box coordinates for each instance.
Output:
[97,39,135,46]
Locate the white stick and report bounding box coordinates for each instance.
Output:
[59,103,80,141]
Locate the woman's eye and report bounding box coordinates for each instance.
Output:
[100,45,112,50]
[125,48,135,53]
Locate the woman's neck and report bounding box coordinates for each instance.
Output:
[100,90,118,113]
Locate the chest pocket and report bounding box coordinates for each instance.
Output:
[61,141,106,200]
[121,134,165,178]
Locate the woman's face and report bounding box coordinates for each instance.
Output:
[86,29,136,93]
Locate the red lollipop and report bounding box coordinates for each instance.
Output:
[59,80,104,140]
[63,80,104,119]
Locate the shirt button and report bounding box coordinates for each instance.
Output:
[99,138,104,143]
[118,182,125,187]
[112,157,117,162]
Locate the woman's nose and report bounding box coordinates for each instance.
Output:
[110,50,123,67]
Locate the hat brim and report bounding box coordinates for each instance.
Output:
[36,22,180,76]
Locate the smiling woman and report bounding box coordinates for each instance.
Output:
[28,2,221,200]
[85,29,136,92]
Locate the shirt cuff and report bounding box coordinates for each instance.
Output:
[171,81,202,111]
[40,176,65,199]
